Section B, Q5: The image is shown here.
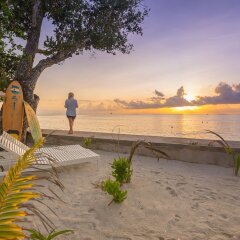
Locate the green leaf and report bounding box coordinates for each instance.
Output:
[102,179,127,203]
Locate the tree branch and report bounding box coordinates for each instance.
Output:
[15,0,44,81]
[36,49,53,55]
[30,38,91,88]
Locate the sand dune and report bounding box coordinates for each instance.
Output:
[29,150,240,240]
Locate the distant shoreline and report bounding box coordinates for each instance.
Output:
[37,113,240,116]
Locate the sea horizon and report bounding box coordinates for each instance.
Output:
[37,112,240,116]
[38,114,240,141]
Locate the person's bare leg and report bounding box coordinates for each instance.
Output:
[68,118,71,133]
[70,119,74,134]
[68,118,73,134]
[72,119,75,133]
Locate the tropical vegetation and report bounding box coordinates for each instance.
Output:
[101,179,127,205]
[0,138,70,239]
[0,0,148,114]
[112,157,133,185]
[101,140,169,204]
[26,229,73,240]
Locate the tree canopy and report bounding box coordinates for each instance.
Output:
[0,0,149,94]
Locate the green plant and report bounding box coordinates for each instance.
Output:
[26,229,73,240]
[207,130,240,176]
[100,140,169,205]
[83,138,92,148]
[102,179,127,204]
[0,139,63,239]
[112,157,133,185]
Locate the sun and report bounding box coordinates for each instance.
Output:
[184,94,196,102]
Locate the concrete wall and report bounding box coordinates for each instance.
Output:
[36,130,240,168]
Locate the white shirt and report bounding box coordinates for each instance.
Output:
[65,98,78,116]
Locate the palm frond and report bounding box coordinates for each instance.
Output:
[207,130,240,176]
[206,130,230,148]
[0,138,46,239]
[128,140,169,162]
[26,228,73,240]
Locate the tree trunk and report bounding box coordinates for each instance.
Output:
[19,77,40,142]
[0,107,3,135]
[14,0,44,142]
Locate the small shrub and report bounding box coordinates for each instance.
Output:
[112,157,133,185]
[100,141,169,205]
[84,137,92,148]
[102,179,127,204]
[27,229,73,240]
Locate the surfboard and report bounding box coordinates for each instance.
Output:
[24,101,42,143]
[2,81,24,140]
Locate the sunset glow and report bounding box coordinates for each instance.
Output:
[184,94,196,102]
[173,106,200,112]
[35,0,240,116]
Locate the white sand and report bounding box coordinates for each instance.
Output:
[21,151,240,239]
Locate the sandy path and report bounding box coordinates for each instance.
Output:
[29,150,240,240]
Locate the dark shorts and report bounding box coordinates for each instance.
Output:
[67,115,76,120]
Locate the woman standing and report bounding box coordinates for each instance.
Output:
[65,92,78,134]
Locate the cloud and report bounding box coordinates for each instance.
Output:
[193,82,240,105]
[114,99,162,109]
[38,99,121,115]
[114,86,191,109]
[78,100,119,112]
[164,86,190,107]
[114,82,240,109]
[154,90,164,97]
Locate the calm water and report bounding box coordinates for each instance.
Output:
[38,114,240,141]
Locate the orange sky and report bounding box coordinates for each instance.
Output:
[110,104,240,115]
[33,0,240,115]
[36,94,240,115]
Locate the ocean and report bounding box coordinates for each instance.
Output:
[38,114,240,141]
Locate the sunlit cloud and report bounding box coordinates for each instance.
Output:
[114,82,240,110]
[193,82,240,105]
[114,86,191,109]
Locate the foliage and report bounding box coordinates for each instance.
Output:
[0,138,63,239]
[0,139,43,239]
[83,137,92,148]
[0,0,23,89]
[112,157,132,185]
[110,141,169,186]
[26,229,73,240]
[101,140,169,204]
[1,0,149,55]
[0,78,10,92]
[101,179,127,204]
[207,130,240,176]
[0,0,149,91]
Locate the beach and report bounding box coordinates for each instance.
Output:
[29,149,240,240]
[2,1,240,239]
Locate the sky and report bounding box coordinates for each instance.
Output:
[35,0,240,115]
